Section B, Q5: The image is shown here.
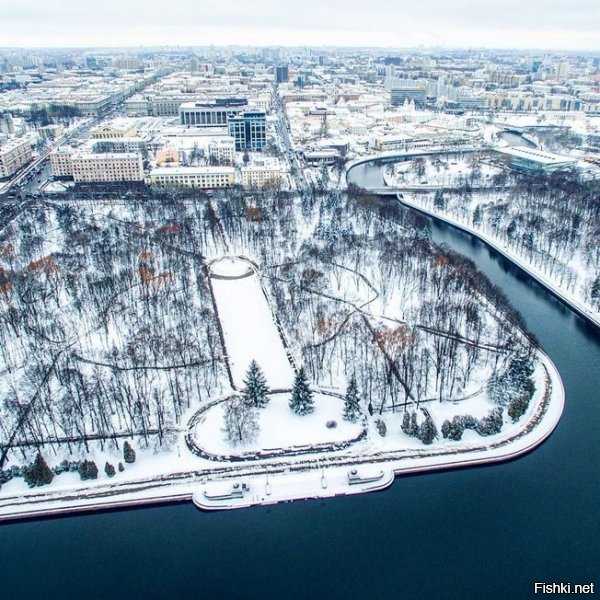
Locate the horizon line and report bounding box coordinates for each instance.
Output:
[1,43,599,54]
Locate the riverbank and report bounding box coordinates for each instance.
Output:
[397,193,600,332]
[0,346,563,522]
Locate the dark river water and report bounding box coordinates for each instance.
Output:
[1,161,598,599]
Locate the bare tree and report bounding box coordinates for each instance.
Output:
[222,396,259,446]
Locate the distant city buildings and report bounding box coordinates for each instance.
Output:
[386,78,428,107]
[1,46,599,193]
[0,113,15,135]
[276,65,289,83]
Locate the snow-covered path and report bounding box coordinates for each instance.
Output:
[209,257,295,390]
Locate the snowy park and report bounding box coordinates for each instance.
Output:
[385,154,505,188]
[0,188,565,518]
[191,392,365,457]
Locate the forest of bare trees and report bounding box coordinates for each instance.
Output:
[0,182,537,474]
[412,169,600,310]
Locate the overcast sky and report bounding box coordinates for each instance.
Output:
[1,0,598,51]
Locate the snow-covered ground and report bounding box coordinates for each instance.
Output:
[387,155,504,189]
[192,392,364,455]
[0,349,563,520]
[0,195,568,520]
[209,257,295,390]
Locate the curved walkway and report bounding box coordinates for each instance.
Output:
[345,146,481,175]
[185,392,368,463]
[0,346,563,521]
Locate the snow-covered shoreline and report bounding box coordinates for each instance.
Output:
[397,193,600,331]
[0,348,563,521]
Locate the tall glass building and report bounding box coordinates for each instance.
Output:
[228,111,267,151]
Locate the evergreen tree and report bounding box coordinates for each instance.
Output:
[123,441,136,464]
[78,460,98,481]
[289,367,314,416]
[242,360,269,408]
[475,407,504,436]
[591,275,600,301]
[343,376,361,422]
[118,462,125,472]
[401,410,411,435]
[104,462,116,478]
[417,414,438,445]
[409,412,418,436]
[319,161,330,188]
[23,452,54,487]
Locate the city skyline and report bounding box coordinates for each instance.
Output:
[1,0,599,51]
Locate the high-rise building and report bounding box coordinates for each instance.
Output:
[386,78,428,107]
[275,65,289,83]
[228,112,267,151]
[0,113,15,135]
[557,61,570,81]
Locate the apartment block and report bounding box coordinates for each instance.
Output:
[71,153,143,183]
[207,137,235,164]
[0,138,32,178]
[241,158,282,188]
[50,146,74,177]
[150,166,235,189]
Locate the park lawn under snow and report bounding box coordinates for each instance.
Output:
[388,156,503,188]
[193,393,364,455]
[210,257,295,390]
